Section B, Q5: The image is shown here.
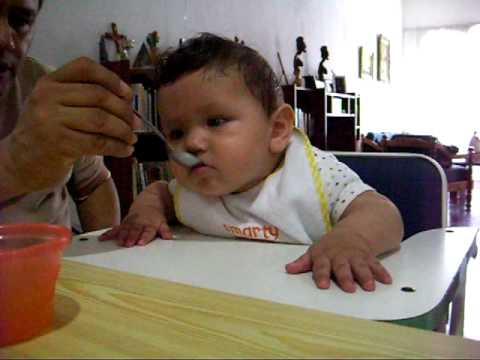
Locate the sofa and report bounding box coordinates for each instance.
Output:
[362,133,474,211]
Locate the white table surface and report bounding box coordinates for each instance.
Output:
[64,226,478,321]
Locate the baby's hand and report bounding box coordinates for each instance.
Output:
[285,232,392,293]
[99,213,172,247]
[99,181,174,247]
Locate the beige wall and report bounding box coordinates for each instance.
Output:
[403,0,480,29]
[30,0,403,132]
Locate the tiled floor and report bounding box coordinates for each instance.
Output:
[449,169,480,340]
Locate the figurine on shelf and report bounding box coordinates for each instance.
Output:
[293,36,306,86]
[99,35,108,63]
[147,31,162,65]
[133,31,162,68]
[146,31,160,49]
[318,45,335,92]
[104,22,134,61]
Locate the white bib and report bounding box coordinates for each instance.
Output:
[170,130,333,244]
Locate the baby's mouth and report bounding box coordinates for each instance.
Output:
[190,161,212,174]
[191,162,205,170]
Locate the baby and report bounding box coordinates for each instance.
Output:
[100,33,404,293]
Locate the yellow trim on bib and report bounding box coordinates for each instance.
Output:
[296,129,332,232]
[173,183,185,225]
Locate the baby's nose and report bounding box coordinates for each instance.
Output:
[183,128,208,154]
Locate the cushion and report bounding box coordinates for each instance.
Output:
[445,164,469,183]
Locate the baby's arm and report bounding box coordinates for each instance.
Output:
[286,190,403,292]
[99,181,176,247]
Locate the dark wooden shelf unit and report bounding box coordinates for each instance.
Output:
[282,85,360,152]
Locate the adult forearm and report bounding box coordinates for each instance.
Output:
[0,140,29,202]
[76,178,121,232]
[334,191,404,256]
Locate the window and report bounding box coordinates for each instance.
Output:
[401,24,480,152]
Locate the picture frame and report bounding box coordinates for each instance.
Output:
[377,34,390,82]
[358,46,374,79]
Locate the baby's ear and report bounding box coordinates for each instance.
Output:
[269,104,294,154]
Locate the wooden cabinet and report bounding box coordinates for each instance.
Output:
[282,85,360,151]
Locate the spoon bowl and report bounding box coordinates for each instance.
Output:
[139,115,202,168]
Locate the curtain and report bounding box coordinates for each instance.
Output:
[400,24,480,152]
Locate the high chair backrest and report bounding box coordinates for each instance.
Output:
[333,152,447,240]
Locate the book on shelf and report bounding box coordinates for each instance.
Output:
[295,110,314,138]
[132,160,173,197]
[131,83,159,130]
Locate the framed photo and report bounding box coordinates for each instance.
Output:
[377,34,390,82]
[358,46,374,79]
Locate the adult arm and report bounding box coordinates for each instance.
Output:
[76,177,121,232]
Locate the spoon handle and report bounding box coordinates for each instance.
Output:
[134,111,174,153]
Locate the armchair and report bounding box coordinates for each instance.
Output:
[381,135,473,211]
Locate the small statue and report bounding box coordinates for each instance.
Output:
[134,31,167,68]
[146,31,160,48]
[104,22,134,61]
[318,45,335,91]
[146,31,161,65]
[293,36,306,86]
[99,35,108,63]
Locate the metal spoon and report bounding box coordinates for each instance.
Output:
[136,112,201,168]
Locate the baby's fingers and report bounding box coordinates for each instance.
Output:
[351,258,376,291]
[332,256,356,293]
[369,259,392,285]
[155,222,173,241]
[135,223,171,246]
[311,256,332,289]
[351,258,392,292]
[118,224,145,247]
[135,226,158,246]
[99,226,120,241]
[285,250,313,274]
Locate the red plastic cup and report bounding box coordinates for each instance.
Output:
[0,223,71,347]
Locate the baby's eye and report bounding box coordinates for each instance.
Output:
[206,118,228,127]
[168,129,184,141]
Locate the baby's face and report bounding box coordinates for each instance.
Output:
[158,68,280,196]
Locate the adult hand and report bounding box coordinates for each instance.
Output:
[99,181,174,247]
[285,231,392,293]
[4,57,142,192]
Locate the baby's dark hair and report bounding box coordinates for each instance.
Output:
[157,33,283,116]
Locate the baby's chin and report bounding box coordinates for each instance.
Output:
[179,181,247,197]
[179,181,232,197]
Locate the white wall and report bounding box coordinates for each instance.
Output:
[29,0,403,132]
[403,0,480,29]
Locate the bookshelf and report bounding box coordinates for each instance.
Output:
[282,85,360,151]
[102,60,168,218]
